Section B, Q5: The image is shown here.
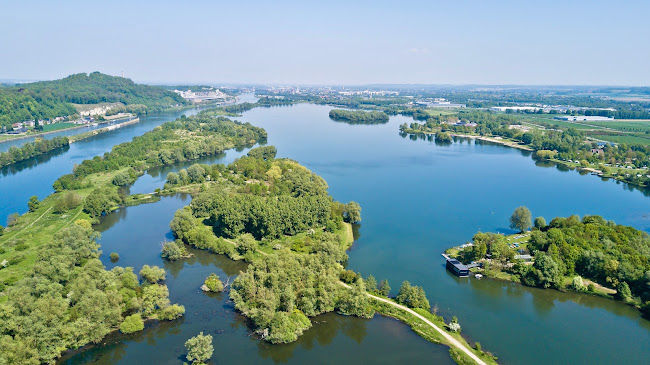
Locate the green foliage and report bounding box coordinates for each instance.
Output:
[112,169,139,186]
[110,252,119,261]
[534,216,547,229]
[328,109,389,124]
[0,224,183,364]
[203,273,224,292]
[185,332,214,364]
[161,240,190,261]
[247,145,277,160]
[27,196,39,212]
[510,206,532,233]
[378,279,391,296]
[340,269,360,284]
[159,304,186,320]
[119,314,144,334]
[83,187,123,218]
[435,131,453,143]
[343,201,362,223]
[616,281,632,301]
[0,136,69,169]
[570,276,585,292]
[53,191,82,213]
[139,265,166,284]
[55,113,266,189]
[396,281,431,310]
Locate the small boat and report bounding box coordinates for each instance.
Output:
[474,274,483,279]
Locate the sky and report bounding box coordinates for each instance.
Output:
[1,0,649,86]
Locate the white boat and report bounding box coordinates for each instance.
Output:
[475,274,483,279]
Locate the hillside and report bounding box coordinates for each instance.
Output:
[0,72,190,129]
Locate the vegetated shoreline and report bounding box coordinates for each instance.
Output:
[163,149,496,365]
[444,218,650,317]
[405,128,650,190]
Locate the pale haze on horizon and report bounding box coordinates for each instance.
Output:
[1,0,649,86]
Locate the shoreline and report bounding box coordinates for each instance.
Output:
[69,118,140,143]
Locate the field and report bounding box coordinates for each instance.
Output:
[42,122,76,132]
[586,120,650,132]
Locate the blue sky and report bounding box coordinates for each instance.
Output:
[1,0,648,85]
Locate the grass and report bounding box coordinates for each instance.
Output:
[585,132,650,145]
[42,122,77,132]
[0,168,130,286]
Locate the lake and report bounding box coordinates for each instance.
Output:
[15,102,649,364]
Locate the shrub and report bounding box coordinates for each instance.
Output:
[120,314,144,334]
[161,240,189,261]
[159,304,185,320]
[202,273,224,292]
[139,265,166,284]
[110,252,120,261]
[185,332,214,364]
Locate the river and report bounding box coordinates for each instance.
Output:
[7,101,648,364]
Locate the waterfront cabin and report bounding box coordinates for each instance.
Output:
[446,258,470,277]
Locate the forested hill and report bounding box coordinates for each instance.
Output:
[0,72,189,128]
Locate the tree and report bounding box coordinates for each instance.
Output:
[0,225,4,237]
[396,281,430,310]
[343,201,362,223]
[616,281,632,302]
[534,216,546,230]
[6,213,19,227]
[161,240,189,261]
[109,252,119,261]
[533,253,562,289]
[202,273,224,292]
[185,332,214,364]
[139,265,166,284]
[365,275,377,293]
[28,196,40,212]
[378,280,391,296]
[119,314,144,334]
[509,206,532,233]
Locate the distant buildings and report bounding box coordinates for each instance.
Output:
[173,88,228,103]
[490,106,541,112]
[416,98,465,108]
[554,116,614,121]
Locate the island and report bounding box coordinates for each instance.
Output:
[445,206,650,316]
[329,109,390,124]
[0,111,267,364]
[164,147,497,365]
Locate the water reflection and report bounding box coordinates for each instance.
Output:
[0,145,69,177]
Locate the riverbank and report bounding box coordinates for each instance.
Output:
[68,117,140,143]
[338,281,496,365]
[444,222,649,316]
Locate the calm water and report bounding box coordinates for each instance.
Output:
[0,93,260,225]
[12,102,648,364]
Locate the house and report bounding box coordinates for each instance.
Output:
[24,120,35,127]
[591,148,604,155]
[514,254,533,262]
[446,258,470,277]
[12,122,23,129]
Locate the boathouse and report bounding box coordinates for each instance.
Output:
[446,258,470,277]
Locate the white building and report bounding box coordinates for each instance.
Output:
[554,116,614,121]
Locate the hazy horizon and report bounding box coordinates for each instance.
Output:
[2,0,649,86]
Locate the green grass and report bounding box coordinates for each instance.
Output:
[584,132,650,145]
[42,122,76,132]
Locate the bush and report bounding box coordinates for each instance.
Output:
[202,273,224,292]
[159,304,185,320]
[185,332,214,364]
[340,269,360,284]
[120,314,144,334]
[53,191,82,213]
[110,252,120,261]
[396,281,430,310]
[161,240,189,261]
[14,244,28,251]
[139,265,166,284]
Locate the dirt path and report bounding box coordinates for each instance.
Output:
[340,282,487,365]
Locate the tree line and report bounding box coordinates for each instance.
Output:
[0,223,184,364]
[0,72,190,129]
[328,109,390,124]
[0,136,69,168]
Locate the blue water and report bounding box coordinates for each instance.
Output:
[12,102,648,364]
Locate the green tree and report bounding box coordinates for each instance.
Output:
[119,314,144,334]
[185,332,214,364]
[109,252,119,261]
[139,265,166,284]
[203,273,224,292]
[509,206,532,233]
[396,281,430,310]
[534,216,546,230]
[616,281,632,302]
[28,196,40,212]
[343,201,362,223]
[161,240,188,261]
[378,279,391,296]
